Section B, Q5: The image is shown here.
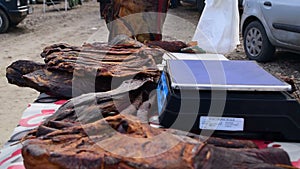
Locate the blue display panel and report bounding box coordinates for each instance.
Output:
[156,72,169,115]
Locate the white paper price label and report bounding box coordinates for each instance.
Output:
[199,116,244,131]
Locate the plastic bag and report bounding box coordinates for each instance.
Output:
[192,0,240,54]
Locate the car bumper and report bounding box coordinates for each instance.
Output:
[8,6,32,25]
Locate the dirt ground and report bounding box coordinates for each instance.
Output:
[0,1,299,148]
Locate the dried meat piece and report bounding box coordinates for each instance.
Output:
[42,42,163,77]
[23,69,73,98]
[21,67,158,99]
[168,130,258,149]
[193,144,292,169]
[146,40,189,53]
[37,78,156,129]
[6,38,163,98]
[40,43,81,58]
[22,114,293,169]
[6,60,45,87]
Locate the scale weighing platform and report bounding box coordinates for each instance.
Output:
[157,59,300,141]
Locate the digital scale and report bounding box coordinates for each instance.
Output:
[157,59,300,141]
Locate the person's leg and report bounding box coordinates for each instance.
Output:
[100,0,106,18]
[177,0,182,6]
[170,0,177,8]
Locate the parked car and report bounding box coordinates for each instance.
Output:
[241,0,300,62]
[0,0,31,33]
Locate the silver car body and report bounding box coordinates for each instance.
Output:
[241,0,300,53]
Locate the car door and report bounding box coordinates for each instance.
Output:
[259,0,300,47]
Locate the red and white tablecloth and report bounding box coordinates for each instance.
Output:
[0,100,299,169]
[0,100,66,169]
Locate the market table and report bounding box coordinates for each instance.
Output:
[0,98,66,169]
[1,95,300,168]
[1,53,300,168]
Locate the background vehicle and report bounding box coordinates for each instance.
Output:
[0,0,31,33]
[241,0,300,62]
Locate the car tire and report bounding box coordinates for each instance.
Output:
[243,20,275,62]
[0,9,9,33]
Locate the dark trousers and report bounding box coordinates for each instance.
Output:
[170,0,177,8]
[170,0,181,8]
[99,0,111,17]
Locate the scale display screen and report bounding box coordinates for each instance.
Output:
[156,72,169,115]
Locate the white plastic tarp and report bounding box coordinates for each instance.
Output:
[192,0,240,54]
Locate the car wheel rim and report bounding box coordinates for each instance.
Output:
[245,27,263,57]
